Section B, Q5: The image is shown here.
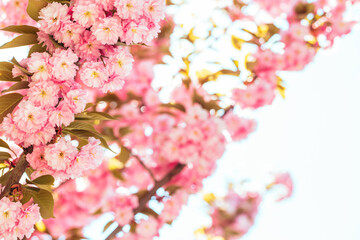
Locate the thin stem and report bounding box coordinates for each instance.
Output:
[105,163,185,240]
[131,153,157,183]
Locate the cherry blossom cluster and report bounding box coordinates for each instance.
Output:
[227,0,359,109]
[27,137,104,180]
[203,172,293,240]
[36,0,165,93]
[1,49,86,147]
[0,197,41,240]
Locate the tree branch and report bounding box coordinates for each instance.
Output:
[0,154,28,200]
[105,163,186,240]
[132,153,157,183]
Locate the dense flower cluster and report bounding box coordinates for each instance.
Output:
[1,49,86,147]
[228,0,357,109]
[0,0,358,239]
[36,0,165,93]
[203,173,293,240]
[0,197,41,240]
[27,137,104,180]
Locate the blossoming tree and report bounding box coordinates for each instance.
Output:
[0,0,358,239]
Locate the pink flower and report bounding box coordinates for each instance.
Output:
[136,216,159,237]
[27,52,52,82]
[72,2,104,28]
[107,192,139,226]
[56,22,84,47]
[28,81,60,107]
[231,80,276,109]
[0,198,40,240]
[224,111,257,141]
[39,2,70,34]
[115,0,141,19]
[122,20,149,44]
[75,30,103,60]
[0,197,21,231]
[67,137,104,177]
[49,102,75,127]
[91,17,121,45]
[107,46,134,77]
[51,49,79,81]
[44,138,78,171]
[12,101,48,134]
[64,88,87,114]
[78,61,109,88]
[144,0,165,22]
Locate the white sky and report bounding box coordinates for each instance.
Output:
[157,25,360,240]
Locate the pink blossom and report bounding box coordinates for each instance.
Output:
[27,52,52,82]
[39,2,70,34]
[12,101,48,134]
[72,2,104,28]
[115,0,141,19]
[144,0,165,22]
[51,49,79,81]
[78,61,109,88]
[136,216,159,238]
[44,138,78,171]
[28,81,60,107]
[64,88,87,114]
[92,17,121,45]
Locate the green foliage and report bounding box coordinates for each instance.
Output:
[0,34,38,49]
[2,81,30,93]
[0,152,11,161]
[0,93,24,123]
[1,25,39,34]
[27,0,49,21]
[0,71,22,82]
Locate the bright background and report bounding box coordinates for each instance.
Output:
[157,25,360,240]
[1,3,360,239]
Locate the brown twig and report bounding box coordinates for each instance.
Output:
[132,153,157,183]
[0,154,28,200]
[105,163,186,240]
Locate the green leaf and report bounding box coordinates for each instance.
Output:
[2,81,29,93]
[0,152,11,160]
[115,146,130,164]
[28,43,47,57]
[0,170,11,185]
[27,0,49,21]
[28,188,54,219]
[0,71,22,82]
[75,111,116,120]
[0,62,14,72]
[32,175,55,185]
[0,139,10,150]
[160,103,186,112]
[135,190,148,199]
[111,170,125,181]
[119,127,132,137]
[0,34,38,49]
[11,57,32,75]
[103,220,115,232]
[64,121,97,133]
[20,188,33,204]
[0,93,23,123]
[1,25,39,34]
[64,129,113,152]
[192,91,221,111]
